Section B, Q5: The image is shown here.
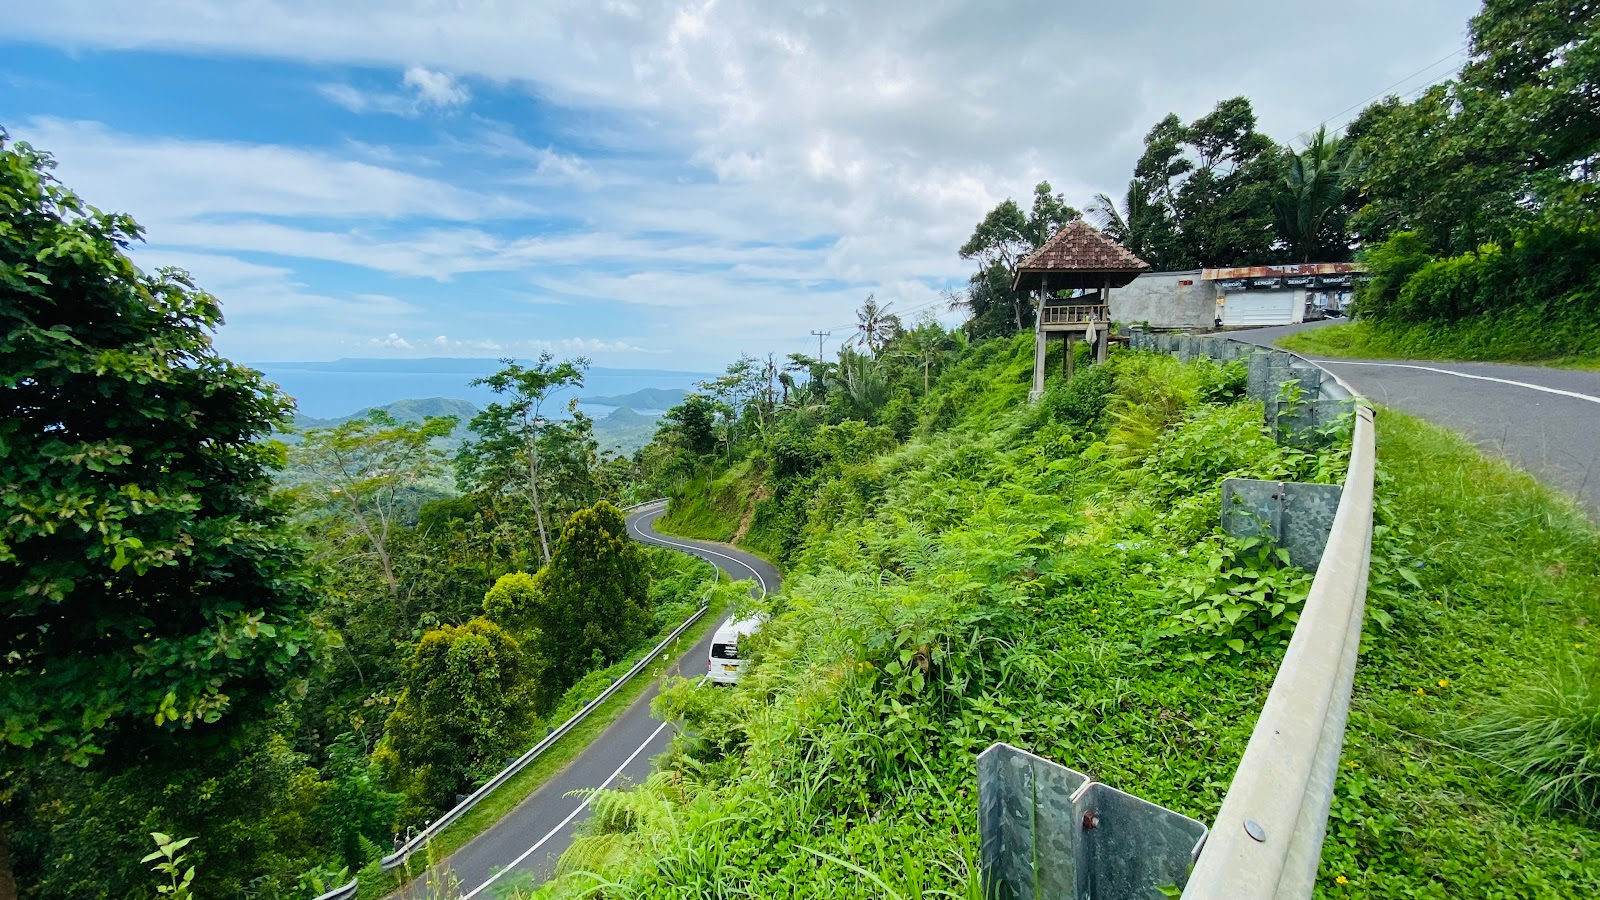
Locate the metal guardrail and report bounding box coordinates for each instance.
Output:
[309,878,358,900]
[1123,332,1376,899]
[303,498,719,899]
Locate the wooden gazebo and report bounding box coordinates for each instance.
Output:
[1014,220,1149,401]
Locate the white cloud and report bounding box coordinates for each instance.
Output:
[370,332,414,349]
[403,66,469,107]
[322,65,470,117]
[8,0,1481,366]
[16,117,523,223]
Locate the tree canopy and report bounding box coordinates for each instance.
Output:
[1,134,318,770]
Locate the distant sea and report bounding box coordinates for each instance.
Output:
[250,358,715,420]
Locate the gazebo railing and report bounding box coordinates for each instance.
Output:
[1040,304,1109,326]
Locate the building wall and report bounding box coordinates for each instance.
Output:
[1108,270,1218,330]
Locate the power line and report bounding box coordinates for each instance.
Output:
[809,330,831,360]
[1289,43,1469,146]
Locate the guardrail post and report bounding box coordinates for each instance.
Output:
[978,744,1207,900]
[1221,478,1344,571]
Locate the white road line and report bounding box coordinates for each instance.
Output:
[460,719,673,900]
[1322,361,1600,405]
[628,507,771,597]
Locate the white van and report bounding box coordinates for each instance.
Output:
[706,615,763,685]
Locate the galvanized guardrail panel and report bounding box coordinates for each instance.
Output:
[978,744,1207,900]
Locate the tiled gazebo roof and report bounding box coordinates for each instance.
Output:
[1013,220,1150,291]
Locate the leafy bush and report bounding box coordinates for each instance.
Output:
[1147,536,1313,660]
[1357,223,1600,330]
[1031,362,1113,432]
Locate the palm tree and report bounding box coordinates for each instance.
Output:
[851,294,901,354]
[898,325,952,393]
[1274,126,1362,262]
[827,347,888,420]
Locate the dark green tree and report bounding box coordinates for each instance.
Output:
[1,134,317,891]
[662,394,719,458]
[1348,0,1598,253]
[957,181,1079,337]
[375,617,538,812]
[484,501,650,701]
[1107,98,1284,269]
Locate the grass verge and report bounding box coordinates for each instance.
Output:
[1278,319,1600,369]
[1321,409,1600,895]
[357,575,735,900]
[658,460,760,542]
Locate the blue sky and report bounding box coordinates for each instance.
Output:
[2,0,1479,370]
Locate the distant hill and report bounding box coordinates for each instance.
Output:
[577,388,689,411]
[594,407,663,456]
[290,397,478,442]
[281,396,659,457]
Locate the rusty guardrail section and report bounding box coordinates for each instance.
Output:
[983,333,1375,899]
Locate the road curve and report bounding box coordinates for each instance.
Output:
[1235,322,1600,522]
[403,501,780,899]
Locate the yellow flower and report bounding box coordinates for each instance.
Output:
[1091,608,1099,614]
[1336,875,1349,885]
[1416,688,1426,696]
[1437,678,1450,688]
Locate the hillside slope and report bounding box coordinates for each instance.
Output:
[535,345,1360,898]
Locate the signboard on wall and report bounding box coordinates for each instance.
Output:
[1216,278,1248,291]
[1314,274,1353,287]
[1246,277,1284,290]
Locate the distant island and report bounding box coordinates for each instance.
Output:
[249,358,713,419]
[285,396,661,456]
[575,387,689,410]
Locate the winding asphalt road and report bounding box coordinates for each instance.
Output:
[398,501,780,899]
[1237,321,1600,522]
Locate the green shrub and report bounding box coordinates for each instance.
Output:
[1359,222,1600,327]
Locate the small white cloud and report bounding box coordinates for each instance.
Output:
[371,332,413,350]
[551,337,647,353]
[403,66,470,107]
[320,66,469,118]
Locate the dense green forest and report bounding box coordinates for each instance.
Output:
[0,135,722,898]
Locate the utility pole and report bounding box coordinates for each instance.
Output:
[810,330,831,361]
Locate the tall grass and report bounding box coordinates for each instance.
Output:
[1456,664,1600,824]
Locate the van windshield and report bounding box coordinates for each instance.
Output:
[711,642,739,660]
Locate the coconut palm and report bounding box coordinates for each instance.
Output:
[851,294,901,354]
[1274,126,1362,262]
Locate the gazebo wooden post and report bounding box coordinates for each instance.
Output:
[1097,276,1111,363]
[1030,274,1050,402]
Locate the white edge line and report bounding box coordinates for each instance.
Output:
[459,719,673,900]
[1321,361,1600,405]
[628,505,771,597]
